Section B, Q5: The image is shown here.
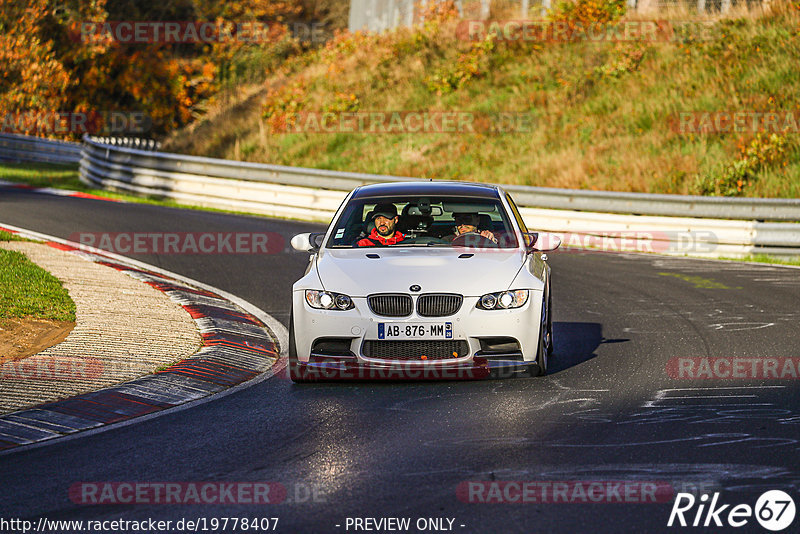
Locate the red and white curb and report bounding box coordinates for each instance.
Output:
[0,179,117,202]
[0,223,287,453]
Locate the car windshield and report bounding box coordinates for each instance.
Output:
[326,196,519,249]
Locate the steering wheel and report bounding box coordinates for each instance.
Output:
[451,232,498,248]
[402,236,448,245]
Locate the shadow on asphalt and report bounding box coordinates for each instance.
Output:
[549,321,626,374]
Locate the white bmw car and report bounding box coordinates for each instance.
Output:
[288,181,560,381]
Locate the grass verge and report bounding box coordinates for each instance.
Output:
[0,162,171,204]
[162,1,800,198]
[718,254,800,267]
[0,230,31,242]
[0,163,84,190]
[0,245,76,322]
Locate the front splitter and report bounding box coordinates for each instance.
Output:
[291,358,536,381]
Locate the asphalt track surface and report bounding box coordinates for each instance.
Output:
[1,189,799,534]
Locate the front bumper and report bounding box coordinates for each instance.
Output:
[289,357,538,381]
[292,291,543,376]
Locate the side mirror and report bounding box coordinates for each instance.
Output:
[291,232,325,252]
[532,232,561,253]
[523,232,538,249]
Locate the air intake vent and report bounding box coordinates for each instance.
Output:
[367,294,412,317]
[362,340,469,361]
[417,293,463,317]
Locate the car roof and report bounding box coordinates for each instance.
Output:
[350,181,503,200]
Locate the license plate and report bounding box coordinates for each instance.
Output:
[378,322,453,340]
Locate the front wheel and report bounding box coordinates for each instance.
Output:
[520,296,549,378]
[531,296,549,377]
[288,308,310,383]
[546,285,554,357]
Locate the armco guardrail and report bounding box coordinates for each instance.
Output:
[518,207,800,258]
[76,136,800,258]
[0,133,82,165]
[504,185,800,221]
[78,135,800,221]
[1,133,798,258]
[79,138,351,221]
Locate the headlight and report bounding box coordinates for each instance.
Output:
[335,294,352,310]
[476,290,528,310]
[305,290,354,310]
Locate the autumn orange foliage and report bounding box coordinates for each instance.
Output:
[0,0,303,139]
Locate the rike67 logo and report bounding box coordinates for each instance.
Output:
[668,490,796,531]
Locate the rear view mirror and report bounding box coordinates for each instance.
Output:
[406,206,443,216]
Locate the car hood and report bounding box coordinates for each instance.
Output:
[316,248,526,297]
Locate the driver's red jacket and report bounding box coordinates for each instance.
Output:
[357,228,405,247]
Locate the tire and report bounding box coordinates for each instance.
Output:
[521,295,549,378]
[288,308,310,383]
[533,296,549,377]
[546,284,554,357]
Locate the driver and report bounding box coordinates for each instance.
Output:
[445,212,497,243]
[357,203,406,246]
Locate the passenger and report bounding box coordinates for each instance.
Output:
[444,212,497,243]
[357,203,406,246]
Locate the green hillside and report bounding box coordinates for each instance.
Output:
[162,1,800,197]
